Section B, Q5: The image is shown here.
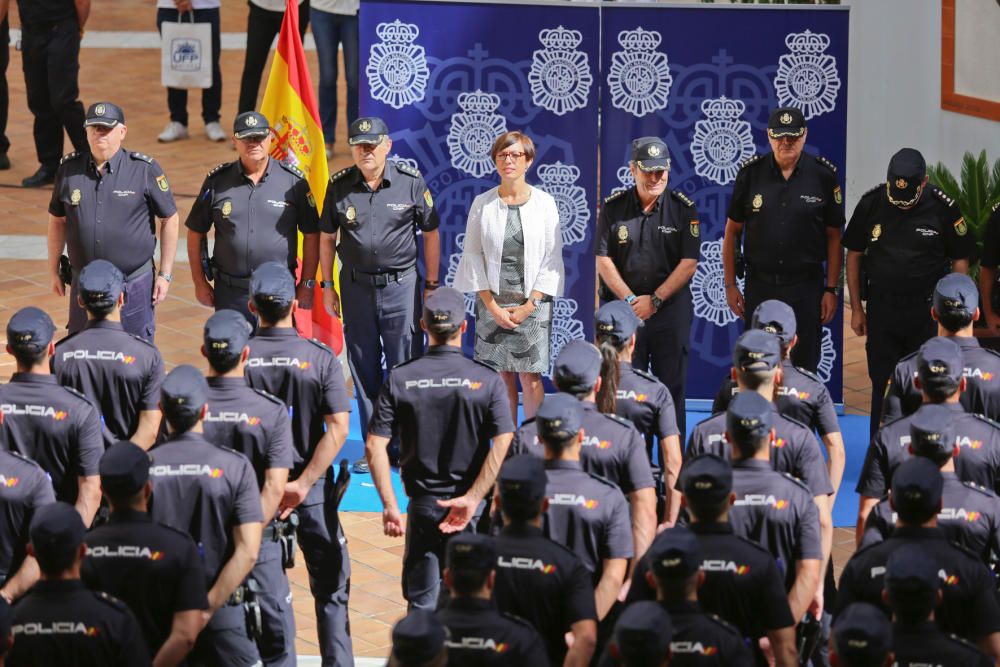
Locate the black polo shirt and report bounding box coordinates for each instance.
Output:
[320,161,439,272]
[436,597,550,667]
[727,152,843,273]
[595,187,700,296]
[0,373,103,504]
[893,621,993,667]
[662,600,753,667]
[148,431,262,585]
[369,346,512,498]
[843,184,970,293]
[203,376,294,489]
[880,337,1000,424]
[16,0,76,25]
[50,148,177,276]
[978,203,1000,269]
[53,319,164,444]
[0,451,55,581]
[245,327,351,480]
[186,157,319,277]
[614,362,680,455]
[81,509,209,656]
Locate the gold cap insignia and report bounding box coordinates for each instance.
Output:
[740,417,760,427]
[221,200,233,217]
[95,104,106,116]
[694,481,712,490]
[245,116,258,127]
[929,364,947,373]
[647,145,661,157]
[780,112,792,125]
[358,120,372,133]
[895,178,908,189]
[551,419,562,427]
[747,351,764,360]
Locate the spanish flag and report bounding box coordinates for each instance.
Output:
[260,0,342,353]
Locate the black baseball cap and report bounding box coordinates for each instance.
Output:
[446,534,496,574]
[916,337,964,394]
[204,309,253,361]
[767,107,805,138]
[891,457,944,521]
[909,404,957,466]
[348,117,389,146]
[681,454,733,507]
[100,441,151,497]
[85,102,125,128]
[422,287,465,332]
[611,601,673,666]
[537,392,584,443]
[631,136,670,172]
[78,259,125,309]
[498,455,547,507]
[391,609,447,665]
[7,307,56,354]
[886,148,926,205]
[160,364,208,421]
[832,603,892,665]
[751,299,797,344]
[30,502,86,563]
[733,329,781,372]
[595,300,642,341]
[933,273,978,318]
[553,340,602,393]
[648,526,702,580]
[885,545,940,618]
[233,111,271,139]
[251,262,296,309]
[726,391,774,447]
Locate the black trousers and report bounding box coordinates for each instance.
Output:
[0,17,10,154]
[744,272,824,372]
[238,0,310,114]
[21,18,86,169]
[155,8,222,126]
[632,290,693,438]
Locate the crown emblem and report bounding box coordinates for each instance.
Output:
[701,97,746,119]
[785,29,832,54]
[457,90,501,114]
[375,19,420,44]
[536,162,580,185]
[780,112,793,125]
[358,120,371,132]
[245,116,258,127]
[95,104,106,116]
[740,417,760,427]
[539,25,583,50]
[618,27,662,51]
[895,178,908,189]
[647,145,661,157]
[550,419,562,427]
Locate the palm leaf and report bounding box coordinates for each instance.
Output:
[929,162,961,199]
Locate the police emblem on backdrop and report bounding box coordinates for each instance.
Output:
[691,239,743,327]
[690,97,755,186]
[366,20,430,110]
[773,29,842,120]
[606,26,673,117]
[447,90,508,178]
[817,327,837,383]
[537,162,589,246]
[611,165,636,197]
[547,298,586,379]
[752,194,763,211]
[529,26,593,116]
[70,189,82,205]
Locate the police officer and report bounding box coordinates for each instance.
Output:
[150,365,263,666]
[81,442,209,665]
[493,455,598,666]
[513,340,657,559]
[52,259,165,449]
[389,609,448,667]
[598,601,672,667]
[364,287,513,610]
[977,202,1000,333]
[0,449,55,604]
[856,338,1000,538]
[881,273,1000,424]
[829,603,892,667]
[594,300,682,524]
[186,111,320,325]
[884,546,993,666]
[244,262,354,665]
[712,300,845,493]
[8,503,150,666]
[844,148,972,432]
[0,307,102,524]
[838,458,1000,654]
[319,116,440,466]
[201,309,296,666]
[436,534,550,666]
[534,393,633,621]
[596,136,698,437]
[48,102,179,342]
[861,405,1000,564]
[723,107,844,372]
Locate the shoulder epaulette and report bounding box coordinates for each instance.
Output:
[603,189,626,205]
[961,480,997,498]
[780,471,811,493]
[587,471,622,491]
[897,349,920,364]
[739,154,763,170]
[252,388,285,407]
[207,162,230,178]
[8,450,44,469]
[946,632,981,651]
[53,330,80,348]
[980,347,1000,361]
[947,540,981,561]
[706,613,741,635]
[993,200,1000,213]
[278,161,304,179]
[95,590,128,610]
[59,151,82,166]
[733,532,779,555]
[499,611,537,630]
[777,413,810,431]
[393,161,421,178]
[306,337,333,355]
[793,366,823,384]
[931,187,956,207]
[330,166,356,183]
[632,367,660,384]
[815,155,838,173]
[129,151,154,164]
[968,412,1000,429]
[128,332,158,349]
[600,412,634,429]
[671,190,695,208]
[61,385,93,404]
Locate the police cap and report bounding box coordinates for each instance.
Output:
[630,136,670,172]
[726,391,774,447]
[204,309,253,362]
[751,299,797,344]
[100,441,151,497]
[250,262,296,308]
[886,148,926,204]
[733,329,781,372]
[348,117,389,146]
[78,259,125,309]
[832,603,892,664]
[391,609,447,665]
[7,306,56,354]
[891,457,944,520]
[553,340,602,393]
[233,111,271,139]
[446,534,496,574]
[84,102,125,128]
[909,404,957,466]
[611,601,673,666]
[160,365,208,420]
[885,545,940,615]
[498,455,547,506]
[916,337,963,394]
[648,526,702,580]
[595,300,642,342]
[767,107,805,138]
[422,287,465,332]
[536,392,584,443]
[30,502,86,562]
[681,454,733,507]
[934,272,978,318]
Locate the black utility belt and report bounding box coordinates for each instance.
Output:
[213,265,295,290]
[350,265,415,287]
[747,266,822,285]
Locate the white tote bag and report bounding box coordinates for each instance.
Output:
[161,13,213,89]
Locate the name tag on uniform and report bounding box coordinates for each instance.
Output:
[914,227,939,237]
[387,203,413,212]
[800,195,823,204]
[113,190,136,198]
[658,226,677,234]
[267,199,289,209]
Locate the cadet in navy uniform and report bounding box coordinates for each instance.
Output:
[723,107,844,372]
[977,202,1000,333]
[0,307,102,524]
[598,601,672,667]
[512,340,657,560]
[8,503,150,666]
[186,111,320,324]
[829,603,892,667]
[856,338,1000,538]
[150,365,264,666]
[389,609,449,667]
[844,148,972,432]
[244,262,354,665]
[52,259,165,449]
[533,393,633,621]
[595,136,699,438]
[0,450,55,604]
[48,102,179,342]
[365,287,513,610]
[594,300,682,524]
[81,442,208,665]
[319,117,440,464]
[881,273,1000,424]
[627,455,798,667]
[493,455,597,666]
[201,308,297,666]
[861,405,1000,563]
[435,534,550,666]
[712,300,845,494]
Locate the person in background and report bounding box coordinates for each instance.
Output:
[309,0,359,158]
[238,0,309,113]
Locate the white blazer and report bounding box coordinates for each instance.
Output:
[453,185,565,298]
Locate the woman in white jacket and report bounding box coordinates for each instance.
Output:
[454,131,564,420]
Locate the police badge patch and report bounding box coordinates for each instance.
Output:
[71,189,82,205]
[618,225,629,243]
[954,218,968,236]
[221,200,232,217]
[156,175,169,192]
[424,189,433,209]
[346,205,357,222]
[752,194,763,211]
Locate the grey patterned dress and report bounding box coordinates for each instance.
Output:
[474,203,552,373]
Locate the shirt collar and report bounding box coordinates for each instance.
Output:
[109,508,153,524]
[662,599,701,616]
[207,376,250,388]
[768,152,801,179]
[10,373,57,385]
[545,459,584,472]
[630,186,664,213]
[84,320,124,332]
[34,579,87,594]
[446,597,494,612]
[500,523,545,539]
[951,336,981,350]
[164,431,211,447]
[353,164,391,191]
[891,525,946,541]
[733,458,772,471]
[939,402,965,414]
[253,327,300,339]
[689,521,734,536]
[240,156,273,184]
[89,148,125,175]
[425,345,464,356]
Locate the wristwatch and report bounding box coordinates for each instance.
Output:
[302,279,316,289]
[651,294,663,310]
[824,286,841,296]
[320,280,335,288]
[625,294,637,304]
[157,271,172,283]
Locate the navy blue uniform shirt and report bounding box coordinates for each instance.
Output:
[436,597,550,667]
[0,450,55,580]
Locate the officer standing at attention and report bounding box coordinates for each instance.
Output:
[723,107,844,372]
[48,102,179,342]
[186,111,320,324]
[365,287,513,610]
[0,307,102,524]
[598,602,673,667]
[595,136,698,437]
[244,262,354,665]
[881,273,1000,424]
[837,458,1000,656]
[829,603,893,667]
[81,442,209,666]
[52,259,165,449]
[201,309,297,666]
[493,455,598,667]
[150,365,263,666]
[319,117,440,466]
[7,503,150,666]
[0,448,55,605]
[435,534,550,666]
[844,148,971,432]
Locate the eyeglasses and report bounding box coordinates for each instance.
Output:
[496,151,526,162]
